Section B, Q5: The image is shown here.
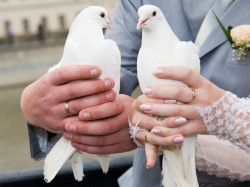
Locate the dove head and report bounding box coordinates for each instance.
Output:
[80,6,112,29]
[137,5,165,31]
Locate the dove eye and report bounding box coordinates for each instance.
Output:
[100,12,105,18]
[152,11,157,17]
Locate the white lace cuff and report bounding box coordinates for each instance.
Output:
[128,115,148,149]
[196,91,250,153]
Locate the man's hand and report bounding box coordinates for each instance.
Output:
[63,94,137,154]
[20,65,116,133]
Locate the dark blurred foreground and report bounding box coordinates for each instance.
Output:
[0,155,133,187]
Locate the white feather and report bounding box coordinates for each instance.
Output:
[71,151,84,181]
[137,5,200,187]
[44,6,121,182]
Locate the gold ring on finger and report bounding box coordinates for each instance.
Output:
[187,88,196,103]
[65,101,72,116]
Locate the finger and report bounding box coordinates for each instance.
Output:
[136,130,183,146]
[70,141,136,154]
[131,114,187,130]
[140,103,200,120]
[65,114,126,136]
[57,78,115,102]
[143,85,195,103]
[145,143,159,169]
[59,90,117,116]
[153,66,205,88]
[79,98,124,120]
[64,127,131,146]
[49,65,102,85]
[151,120,206,137]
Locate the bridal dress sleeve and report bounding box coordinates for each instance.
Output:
[195,135,250,181]
[196,91,250,153]
[195,91,250,181]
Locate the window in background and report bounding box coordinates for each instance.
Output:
[59,15,66,31]
[22,18,29,34]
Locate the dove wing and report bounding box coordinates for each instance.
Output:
[90,39,121,94]
[174,41,200,72]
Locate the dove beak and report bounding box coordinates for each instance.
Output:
[105,19,112,29]
[137,18,148,30]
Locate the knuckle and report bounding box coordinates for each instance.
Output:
[55,68,68,83]
[102,123,114,134]
[183,67,193,78]
[65,84,79,98]
[172,107,183,116]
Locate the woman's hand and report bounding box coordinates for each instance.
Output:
[129,66,225,167]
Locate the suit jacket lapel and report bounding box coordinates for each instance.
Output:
[182,0,216,40]
[199,1,250,58]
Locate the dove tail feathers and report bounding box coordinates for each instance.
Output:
[71,151,84,181]
[162,137,198,187]
[97,154,110,174]
[44,137,76,183]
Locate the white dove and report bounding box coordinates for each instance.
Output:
[44,6,121,183]
[137,5,200,187]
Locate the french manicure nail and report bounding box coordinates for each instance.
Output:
[151,129,162,134]
[90,68,98,77]
[153,68,164,75]
[140,104,151,111]
[173,137,184,144]
[174,118,187,126]
[83,112,90,120]
[164,99,177,104]
[142,88,152,95]
[69,124,76,132]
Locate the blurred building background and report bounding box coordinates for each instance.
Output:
[0,0,117,45]
[0,0,135,175]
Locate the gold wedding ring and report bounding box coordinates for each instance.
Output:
[187,88,196,103]
[65,101,71,116]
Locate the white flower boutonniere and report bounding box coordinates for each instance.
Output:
[231,25,250,60]
[213,12,250,61]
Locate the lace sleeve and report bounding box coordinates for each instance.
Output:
[195,135,250,181]
[196,91,250,153]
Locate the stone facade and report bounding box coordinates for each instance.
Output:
[0,0,117,43]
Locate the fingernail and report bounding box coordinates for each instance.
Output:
[164,99,177,104]
[106,92,114,100]
[64,132,72,140]
[140,104,151,111]
[151,129,162,134]
[174,118,187,126]
[142,88,152,95]
[173,137,184,144]
[91,68,98,77]
[103,78,112,88]
[69,124,76,132]
[83,112,90,120]
[153,68,163,75]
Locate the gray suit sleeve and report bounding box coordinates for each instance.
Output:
[105,0,142,95]
[27,124,61,160]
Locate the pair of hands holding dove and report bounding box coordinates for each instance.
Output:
[130,65,225,168]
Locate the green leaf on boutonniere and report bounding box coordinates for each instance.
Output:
[213,11,233,45]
